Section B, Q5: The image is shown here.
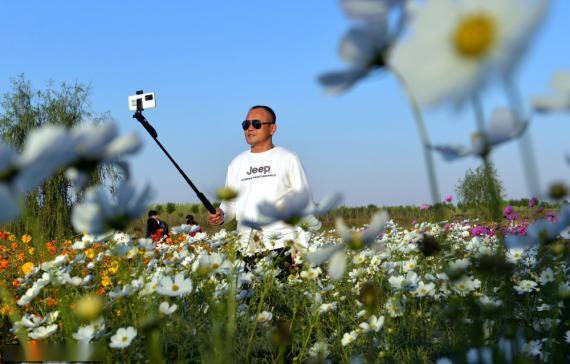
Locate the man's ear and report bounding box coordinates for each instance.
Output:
[270,123,277,136]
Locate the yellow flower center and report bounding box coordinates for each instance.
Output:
[453,13,496,58]
[122,336,128,342]
[172,284,179,292]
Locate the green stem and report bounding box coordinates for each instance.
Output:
[392,68,441,205]
[503,76,541,197]
[472,96,502,222]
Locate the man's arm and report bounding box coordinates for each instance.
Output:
[208,164,237,226]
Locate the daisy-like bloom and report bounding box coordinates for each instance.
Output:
[192,252,231,275]
[513,279,538,294]
[389,271,419,291]
[71,181,153,234]
[451,275,481,296]
[242,190,341,230]
[300,267,322,280]
[109,326,137,349]
[159,301,178,315]
[73,325,96,342]
[539,267,555,285]
[156,272,193,297]
[414,281,436,297]
[171,224,202,235]
[505,247,525,263]
[532,70,570,113]
[390,0,550,108]
[478,295,503,310]
[308,341,330,359]
[66,123,141,190]
[505,204,570,248]
[431,108,526,161]
[317,302,337,315]
[359,315,385,333]
[341,330,359,346]
[28,324,58,340]
[306,211,389,281]
[256,311,273,324]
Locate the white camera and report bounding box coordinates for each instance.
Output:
[128,91,156,111]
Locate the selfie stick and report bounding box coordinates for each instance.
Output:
[132,91,216,214]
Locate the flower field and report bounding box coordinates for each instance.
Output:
[1,201,569,362]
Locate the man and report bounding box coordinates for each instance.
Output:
[207,105,320,258]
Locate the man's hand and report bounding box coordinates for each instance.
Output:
[207,208,225,226]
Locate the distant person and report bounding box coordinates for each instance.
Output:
[146,210,168,241]
[186,214,203,237]
[207,105,320,261]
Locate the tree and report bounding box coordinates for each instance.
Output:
[455,163,505,215]
[0,75,119,240]
[166,202,176,214]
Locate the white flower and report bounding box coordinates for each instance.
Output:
[242,190,341,229]
[431,108,526,160]
[318,303,337,314]
[28,324,58,340]
[156,273,193,297]
[256,311,273,324]
[452,275,480,296]
[306,212,389,281]
[532,70,570,112]
[109,326,137,349]
[308,341,330,359]
[67,123,141,189]
[159,301,178,315]
[539,268,555,285]
[300,267,322,280]
[171,224,202,235]
[478,296,502,309]
[341,330,359,346]
[318,24,391,93]
[71,181,153,234]
[506,248,525,263]
[414,281,436,297]
[359,315,385,333]
[390,0,549,108]
[513,280,538,294]
[73,325,96,342]
[565,330,570,344]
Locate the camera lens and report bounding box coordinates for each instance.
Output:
[145,95,153,101]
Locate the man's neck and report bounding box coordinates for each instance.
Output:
[250,140,275,153]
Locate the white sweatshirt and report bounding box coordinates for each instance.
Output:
[219,146,319,253]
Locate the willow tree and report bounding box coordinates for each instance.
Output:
[0,75,119,240]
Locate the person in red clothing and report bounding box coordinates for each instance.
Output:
[186,214,203,237]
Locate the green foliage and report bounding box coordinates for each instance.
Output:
[155,204,164,215]
[166,202,177,214]
[455,163,505,214]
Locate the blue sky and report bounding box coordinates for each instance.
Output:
[1,1,569,206]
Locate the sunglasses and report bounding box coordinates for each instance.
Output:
[241,119,275,130]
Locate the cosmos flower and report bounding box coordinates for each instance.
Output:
[109,327,137,349]
[341,330,359,346]
[256,311,273,324]
[28,324,58,340]
[390,0,549,107]
[359,315,385,333]
[306,211,389,280]
[532,70,570,112]
[242,191,341,230]
[431,108,527,161]
[159,301,178,315]
[71,181,153,234]
[156,272,193,297]
[505,204,570,248]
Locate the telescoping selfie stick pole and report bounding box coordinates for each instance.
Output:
[132,91,216,214]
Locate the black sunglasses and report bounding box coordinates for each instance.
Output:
[241,119,275,130]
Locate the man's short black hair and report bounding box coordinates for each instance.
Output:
[250,105,276,123]
[148,210,158,217]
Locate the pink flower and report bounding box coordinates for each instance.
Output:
[420,204,430,211]
[444,195,453,203]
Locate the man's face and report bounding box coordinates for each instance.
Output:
[243,108,276,146]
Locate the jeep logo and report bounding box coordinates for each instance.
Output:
[246,165,271,175]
